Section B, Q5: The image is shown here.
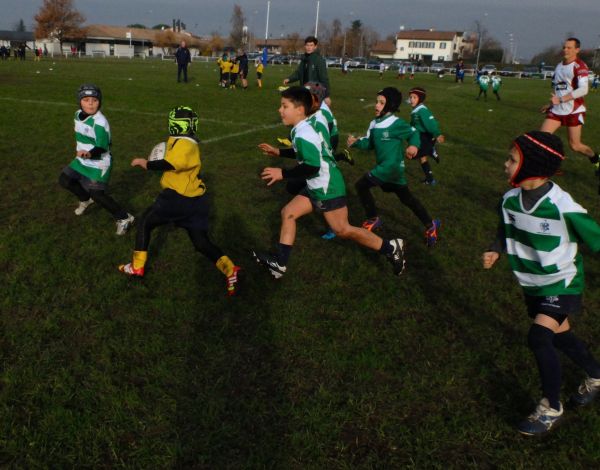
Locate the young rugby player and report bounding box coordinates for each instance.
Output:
[483,130,600,435]
[348,87,441,247]
[253,86,406,278]
[118,106,242,296]
[58,84,134,235]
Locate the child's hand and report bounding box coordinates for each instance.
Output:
[258,143,280,157]
[436,135,445,144]
[77,150,91,158]
[482,251,500,269]
[346,135,358,147]
[261,167,283,186]
[540,103,552,113]
[131,158,148,170]
[405,145,418,159]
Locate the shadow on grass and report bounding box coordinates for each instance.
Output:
[174,211,289,467]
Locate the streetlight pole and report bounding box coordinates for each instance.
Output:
[314,1,320,37]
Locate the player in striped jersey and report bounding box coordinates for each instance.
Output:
[348,87,441,247]
[58,84,134,235]
[540,38,599,173]
[483,131,600,436]
[253,86,406,278]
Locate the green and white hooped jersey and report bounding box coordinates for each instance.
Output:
[308,109,333,155]
[291,118,345,201]
[501,183,600,296]
[319,101,338,138]
[69,110,112,183]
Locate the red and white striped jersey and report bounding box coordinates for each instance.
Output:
[551,59,589,115]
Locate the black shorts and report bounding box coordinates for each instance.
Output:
[257,72,262,79]
[525,294,582,324]
[298,187,347,212]
[416,133,437,159]
[62,166,107,191]
[151,189,210,230]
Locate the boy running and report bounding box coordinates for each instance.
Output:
[408,87,445,185]
[476,71,490,100]
[58,84,134,235]
[253,86,406,278]
[483,130,600,436]
[348,87,441,247]
[491,72,502,100]
[118,106,242,296]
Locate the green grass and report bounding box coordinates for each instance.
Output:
[2,57,600,467]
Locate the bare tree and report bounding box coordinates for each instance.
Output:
[13,19,27,32]
[34,0,86,49]
[208,32,224,56]
[155,30,176,55]
[229,4,246,49]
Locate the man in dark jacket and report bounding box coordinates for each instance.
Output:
[283,36,330,102]
[175,40,191,83]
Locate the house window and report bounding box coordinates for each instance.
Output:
[440,42,446,49]
[400,46,404,51]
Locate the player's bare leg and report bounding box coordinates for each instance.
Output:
[279,195,313,246]
[540,119,561,133]
[566,125,596,158]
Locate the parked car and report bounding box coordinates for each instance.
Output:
[430,62,445,73]
[521,66,542,78]
[499,67,514,76]
[481,64,497,74]
[349,57,366,68]
[325,56,341,67]
[366,60,389,70]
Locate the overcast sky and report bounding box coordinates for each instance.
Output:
[3,0,599,61]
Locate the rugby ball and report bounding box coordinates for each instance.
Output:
[148,142,167,161]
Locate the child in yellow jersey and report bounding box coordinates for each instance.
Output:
[118,106,242,296]
[221,56,232,88]
[256,59,264,88]
[230,57,239,89]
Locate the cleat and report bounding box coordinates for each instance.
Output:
[571,376,600,406]
[421,178,437,185]
[432,148,440,163]
[593,161,600,176]
[74,198,94,215]
[118,262,144,277]
[425,219,441,247]
[517,398,563,436]
[338,149,355,166]
[321,229,337,240]
[386,238,406,276]
[252,251,286,279]
[361,216,383,232]
[115,213,135,236]
[226,266,242,296]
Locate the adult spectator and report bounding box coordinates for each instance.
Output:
[175,40,191,83]
[237,50,249,89]
[283,36,330,103]
[540,37,599,172]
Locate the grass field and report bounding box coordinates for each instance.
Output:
[2,57,600,468]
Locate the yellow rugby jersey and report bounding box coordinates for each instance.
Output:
[160,136,206,197]
[222,60,232,73]
[256,63,264,74]
[231,62,240,73]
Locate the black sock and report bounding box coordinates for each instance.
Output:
[378,239,394,256]
[421,162,433,180]
[528,324,562,410]
[277,243,292,265]
[589,153,599,164]
[553,330,600,379]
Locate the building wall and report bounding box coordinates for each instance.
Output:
[392,35,465,62]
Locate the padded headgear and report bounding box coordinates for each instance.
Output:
[304,81,327,104]
[168,106,199,136]
[511,131,565,186]
[77,84,102,108]
[409,87,426,104]
[377,87,401,115]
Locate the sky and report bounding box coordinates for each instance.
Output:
[3,0,599,61]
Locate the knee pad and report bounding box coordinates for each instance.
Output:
[527,324,555,351]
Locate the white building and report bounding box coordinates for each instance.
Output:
[371,29,470,63]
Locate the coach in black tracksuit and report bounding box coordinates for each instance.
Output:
[175,40,191,83]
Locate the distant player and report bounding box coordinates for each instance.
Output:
[255,59,264,88]
[476,71,490,101]
[455,59,465,83]
[58,84,134,235]
[348,87,441,247]
[491,72,502,100]
[118,106,242,296]
[540,38,599,173]
[408,87,445,185]
[253,86,407,278]
[379,61,385,79]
